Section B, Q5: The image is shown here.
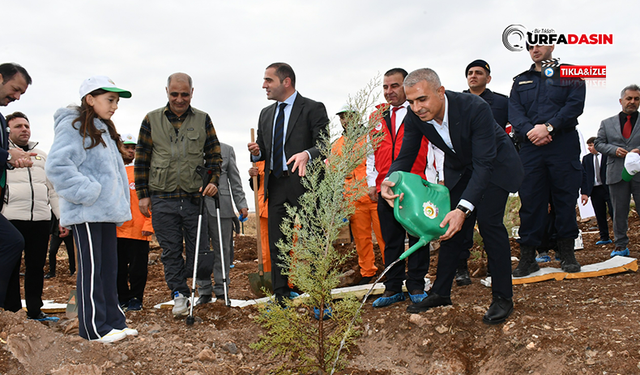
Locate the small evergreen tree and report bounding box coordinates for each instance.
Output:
[251,77,382,374]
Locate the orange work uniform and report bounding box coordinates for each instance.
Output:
[253,161,271,272]
[331,135,385,277]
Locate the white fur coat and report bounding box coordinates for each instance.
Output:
[45,107,131,227]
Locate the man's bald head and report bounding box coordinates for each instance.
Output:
[167,72,193,89]
[166,72,194,116]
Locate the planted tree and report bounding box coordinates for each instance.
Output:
[251,77,382,374]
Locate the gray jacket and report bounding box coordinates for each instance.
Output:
[595,113,640,185]
[205,143,247,218]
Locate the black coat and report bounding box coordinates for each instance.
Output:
[581,152,608,196]
[389,90,523,207]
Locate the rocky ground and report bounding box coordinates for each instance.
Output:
[0,212,639,375]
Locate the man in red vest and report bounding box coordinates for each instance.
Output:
[369,68,433,307]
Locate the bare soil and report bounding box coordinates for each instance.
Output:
[1,212,639,375]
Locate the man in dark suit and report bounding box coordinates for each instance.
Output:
[247,62,329,305]
[381,68,523,324]
[0,62,33,309]
[580,136,613,245]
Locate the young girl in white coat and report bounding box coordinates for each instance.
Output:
[46,76,137,343]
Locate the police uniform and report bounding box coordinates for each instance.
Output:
[457,60,510,285]
[462,88,509,129]
[509,63,585,274]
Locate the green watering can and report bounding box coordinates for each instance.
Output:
[387,171,451,260]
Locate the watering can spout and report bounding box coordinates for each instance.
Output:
[399,237,429,261]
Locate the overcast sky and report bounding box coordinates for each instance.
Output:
[3,0,638,211]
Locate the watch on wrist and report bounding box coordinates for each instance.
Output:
[456,204,472,219]
[6,152,14,170]
[545,122,554,134]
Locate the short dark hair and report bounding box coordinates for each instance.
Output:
[5,111,29,123]
[586,136,596,144]
[384,68,408,79]
[266,62,296,88]
[0,63,32,85]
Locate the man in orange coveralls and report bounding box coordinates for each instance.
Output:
[249,160,271,273]
[331,105,385,285]
[117,133,154,311]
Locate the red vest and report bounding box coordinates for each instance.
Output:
[370,104,429,192]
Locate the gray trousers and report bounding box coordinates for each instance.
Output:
[608,179,640,248]
[151,197,209,296]
[196,210,232,297]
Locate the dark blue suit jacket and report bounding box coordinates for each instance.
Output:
[0,113,8,211]
[581,153,608,196]
[255,93,329,201]
[388,91,523,207]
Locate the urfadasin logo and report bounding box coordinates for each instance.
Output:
[502,24,613,52]
[502,24,527,52]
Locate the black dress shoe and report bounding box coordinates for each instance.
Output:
[482,295,513,325]
[196,294,212,305]
[44,272,55,279]
[406,293,452,314]
[455,267,472,286]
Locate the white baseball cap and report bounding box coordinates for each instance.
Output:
[336,103,355,115]
[79,75,132,99]
[622,152,640,182]
[121,133,137,145]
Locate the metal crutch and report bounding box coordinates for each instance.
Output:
[186,165,214,326]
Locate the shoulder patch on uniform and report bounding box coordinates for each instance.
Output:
[518,80,534,85]
[512,70,530,81]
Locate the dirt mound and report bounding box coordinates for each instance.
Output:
[1,213,639,374]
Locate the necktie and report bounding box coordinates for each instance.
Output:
[272,102,288,177]
[623,114,632,139]
[594,154,601,185]
[390,106,403,139]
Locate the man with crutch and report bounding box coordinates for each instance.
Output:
[135,72,222,318]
